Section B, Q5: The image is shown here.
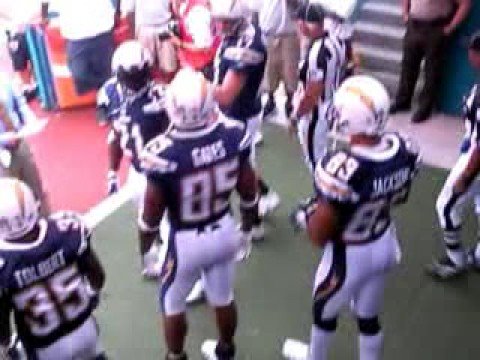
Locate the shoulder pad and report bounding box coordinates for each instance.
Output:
[97,77,121,105]
[220,116,245,130]
[141,135,178,173]
[219,116,250,151]
[143,85,167,114]
[223,46,264,66]
[50,211,92,255]
[315,151,360,203]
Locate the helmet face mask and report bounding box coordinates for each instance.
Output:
[116,64,151,93]
[0,179,40,242]
[111,41,153,94]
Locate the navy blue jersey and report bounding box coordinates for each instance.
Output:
[314,133,420,245]
[97,76,124,122]
[112,83,170,172]
[460,83,480,154]
[0,212,97,351]
[142,117,251,230]
[214,22,266,121]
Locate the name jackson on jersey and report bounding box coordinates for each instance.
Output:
[315,132,420,244]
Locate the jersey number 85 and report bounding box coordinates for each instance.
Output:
[180,158,239,223]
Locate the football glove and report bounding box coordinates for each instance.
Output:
[107,170,119,195]
[289,197,319,232]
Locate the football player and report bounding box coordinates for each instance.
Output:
[291,3,349,173]
[105,40,171,278]
[426,31,480,280]
[0,178,106,360]
[282,76,420,360]
[138,68,261,360]
[210,0,280,220]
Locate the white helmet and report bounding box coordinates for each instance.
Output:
[166,68,216,131]
[111,40,153,92]
[314,0,357,19]
[0,178,39,241]
[210,0,250,20]
[330,75,390,140]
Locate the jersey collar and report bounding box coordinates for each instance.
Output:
[170,120,220,139]
[350,133,400,162]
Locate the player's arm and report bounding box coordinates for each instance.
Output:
[107,128,123,194]
[75,222,106,292]
[236,158,260,231]
[213,70,247,108]
[306,198,340,247]
[79,248,105,292]
[138,180,166,256]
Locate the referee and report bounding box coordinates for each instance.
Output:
[291,2,348,173]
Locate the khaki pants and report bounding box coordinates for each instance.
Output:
[136,26,178,74]
[1,141,51,216]
[262,33,300,95]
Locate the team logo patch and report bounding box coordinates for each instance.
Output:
[161,256,175,285]
[314,273,339,300]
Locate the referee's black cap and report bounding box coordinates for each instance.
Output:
[469,30,480,52]
[294,2,326,23]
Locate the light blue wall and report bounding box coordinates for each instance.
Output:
[438,1,480,115]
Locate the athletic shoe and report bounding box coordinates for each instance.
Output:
[186,279,205,304]
[425,255,467,280]
[282,338,309,360]
[21,83,37,102]
[253,131,264,147]
[235,229,252,261]
[259,190,281,217]
[142,246,162,279]
[201,340,235,360]
[263,95,276,120]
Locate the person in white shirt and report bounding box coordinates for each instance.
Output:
[45,0,116,94]
[253,0,300,119]
[122,0,178,83]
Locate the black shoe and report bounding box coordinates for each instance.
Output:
[263,94,276,119]
[285,93,293,118]
[389,101,410,114]
[411,109,431,123]
[21,83,38,102]
[425,255,467,280]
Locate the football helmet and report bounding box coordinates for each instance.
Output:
[0,178,39,241]
[166,68,216,131]
[329,75,390,141]
[111,40,153,93]
[211,0,249,36]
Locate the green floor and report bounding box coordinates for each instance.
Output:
[92,125,480,359]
